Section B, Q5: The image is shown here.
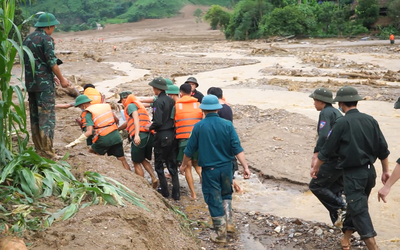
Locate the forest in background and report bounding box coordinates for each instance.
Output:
[20,0,400,39]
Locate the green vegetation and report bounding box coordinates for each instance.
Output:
[204,0,398,40]
[203,5,229,30]
[23,0,234,32]
[1,0,147,235]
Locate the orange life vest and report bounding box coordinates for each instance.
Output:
[174,96,202,139]
[84,87,102,104]
[80,110,87,130]
[86,104,118,143]
[123,94,151,139]
[390,34,395,41]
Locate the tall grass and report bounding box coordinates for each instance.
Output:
[1,0,148,235]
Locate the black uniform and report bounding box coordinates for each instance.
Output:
[319,109,390,239]
[309,104,345,225]
[192,89,204,103]
[149,92,180,200]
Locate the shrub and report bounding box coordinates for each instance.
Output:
[204,5,230,30]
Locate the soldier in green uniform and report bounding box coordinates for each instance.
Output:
[308,87,346,227]
[23,13,70,158]
[311,86,390,250]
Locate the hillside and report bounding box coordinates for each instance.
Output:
[23,0,235,31]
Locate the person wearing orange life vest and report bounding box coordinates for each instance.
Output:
[117,91,158,189]
[390,34,395,44]
[83,84,103,104]
[71,95,130,170]
[171,83,202,200]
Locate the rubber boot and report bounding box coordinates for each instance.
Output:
[223,200,236,233]
[171,173,180,200]
[210,216,227,243]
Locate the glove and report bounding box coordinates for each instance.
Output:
[65,134,87,148]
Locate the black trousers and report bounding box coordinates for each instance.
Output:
[342,164,377,239]
[153,130,180,200]
[309,162,345,225]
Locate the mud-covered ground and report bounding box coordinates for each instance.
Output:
[10,4,400,250]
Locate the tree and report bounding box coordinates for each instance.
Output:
[259,5,316,36]
[387,0,400,30]
[225,0,273,40]
[355,0,379,28]
[204,5,230,30]
[193,8,203,25]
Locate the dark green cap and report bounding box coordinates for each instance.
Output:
[394,97,400,109]
[333,86,363,102]
[309,87,334,104]
[34,13,60,27]
[75,95,92,107]
[118,91,132,103]
[185,77,198,87]
[149,77,168,90]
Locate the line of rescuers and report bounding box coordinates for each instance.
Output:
[66,76,207,201]
[308,85,400,250]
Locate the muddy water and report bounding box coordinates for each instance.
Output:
[104,56,400,248]
[93,62,150,97]
[174,53,400,248]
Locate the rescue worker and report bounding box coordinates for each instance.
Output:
[308,87,346,227]
[148,77,180,200]
[310,86,390,250]
[166,84,180,102]
[83,84,103,104]
[73,95,131,171]
[23,12,71,159]
[378,96,400,202]
[117,91,158,189]
[180,95,251,243]
[390,34,395,44]
[173,83,202,199]
[207,87,242,193]
[185,77,204,103]
[139,78,174,107]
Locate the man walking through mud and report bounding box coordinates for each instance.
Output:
[173,83,202,200]
[73,95,131,170]
[311,86,390,250]
[148,77,180,200]
[24,12,70,159]
[118,91,158,189]
[180,95,251,243]
[308,87,346,227]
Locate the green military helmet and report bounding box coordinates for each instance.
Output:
[118,91,132,103]
[74,95,92,107]
[166,85,179,95]
[394,97,400,109]
[34,13,60,27]
[149,77,168,90]
[165,78,174,86]
[185,77,198,87]
[309,87,334,104]
[333,86,363,102]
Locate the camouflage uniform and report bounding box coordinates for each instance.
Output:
[23,28,58,158]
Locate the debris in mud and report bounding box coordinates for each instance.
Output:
[250,45,290,56]
[297,52,382,70]
[83,52,104,62]
[236,211,368,249]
